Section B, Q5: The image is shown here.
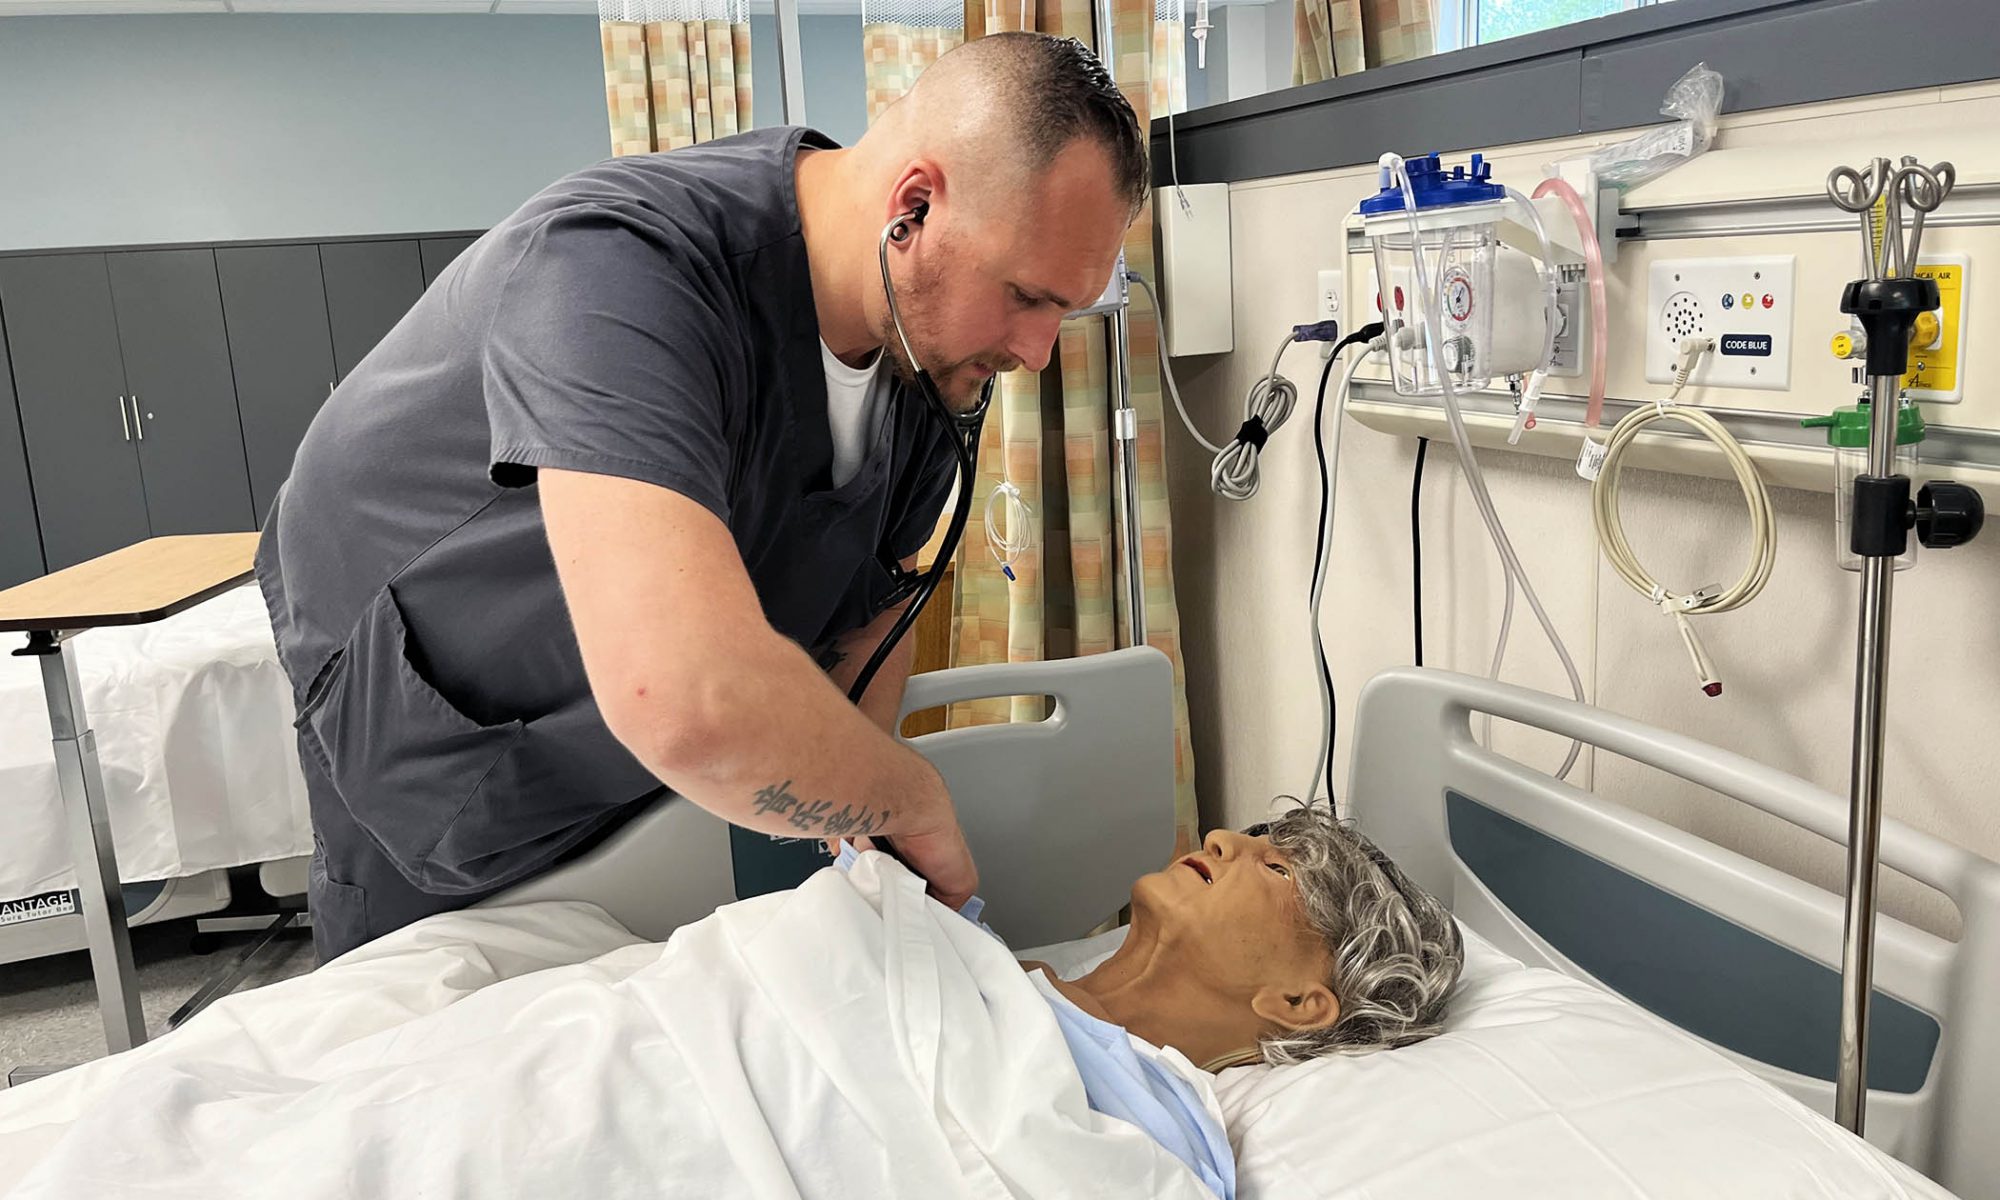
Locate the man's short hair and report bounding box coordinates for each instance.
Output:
[956,32,1151,218]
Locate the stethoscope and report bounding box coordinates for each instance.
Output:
[840,204,994,708]
[833,205,994,881]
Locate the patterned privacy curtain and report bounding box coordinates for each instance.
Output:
[1151,0,1186,116]
[1294,0,1433,85]
[939,0,1202,853]
[863,0,966,124]
[601,0,753,156]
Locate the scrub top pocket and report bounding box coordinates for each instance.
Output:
[295,584,526,890]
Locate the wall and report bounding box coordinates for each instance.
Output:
[1166,80,2000,938]
[1208,1,1293,107]
[748,12,868,147]
[0,15,610,251]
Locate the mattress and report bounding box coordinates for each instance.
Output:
[0,587,312,904]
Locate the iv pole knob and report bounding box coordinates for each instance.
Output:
[1915,481,1985,548]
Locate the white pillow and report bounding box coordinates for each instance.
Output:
[1211,925,1945,1199]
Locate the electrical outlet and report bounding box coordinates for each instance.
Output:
[1548,265,1584,378]
[1317,269,1343,321]
[1317,269,1343,358]
[1645,256,1796,391]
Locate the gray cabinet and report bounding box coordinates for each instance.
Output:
[217,245,339,522]
[320,241,424,380]
[0,254,152,571]
[107,250,257,538]
[0,229,478,578]
[420,236,478,287]
[0,317,46,589]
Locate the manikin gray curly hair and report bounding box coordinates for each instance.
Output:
[1246,803,1464,1065]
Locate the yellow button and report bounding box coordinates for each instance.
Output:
[1831,333,1856,359]
[1742,293,1755,309]
[1912,311,1941,350]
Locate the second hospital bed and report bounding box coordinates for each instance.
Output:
[0,587,312,963]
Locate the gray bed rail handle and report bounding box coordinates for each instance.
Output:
[899,646,1171,722]
[1368,667,1993,908]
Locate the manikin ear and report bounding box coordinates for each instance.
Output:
[1250,982,1340,1034]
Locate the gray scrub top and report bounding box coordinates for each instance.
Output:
[257,126,956,900]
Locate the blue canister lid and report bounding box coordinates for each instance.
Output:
[1357,152,1506,215]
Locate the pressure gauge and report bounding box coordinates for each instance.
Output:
[1443,268,1475,322]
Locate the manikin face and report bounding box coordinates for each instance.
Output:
[1129,829,1337,1010]
[879,140,1132,412]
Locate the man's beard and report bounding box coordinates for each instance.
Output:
[884,338,995,415]
[881,252,1000,415]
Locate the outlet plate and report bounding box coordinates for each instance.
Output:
[1549,263,1585,379]
[1646,255,1796,391]
[1903,254,1968,403]
[1317,269,1343,356]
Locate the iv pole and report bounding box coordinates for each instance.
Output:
[1824,156,1984,1135]
[1087,0,1149,651]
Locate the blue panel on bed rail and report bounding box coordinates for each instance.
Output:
[1446,791,1940,1094]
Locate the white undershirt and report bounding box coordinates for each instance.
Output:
[820,339,891,489]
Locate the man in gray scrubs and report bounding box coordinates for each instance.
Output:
[257,33,1148,960]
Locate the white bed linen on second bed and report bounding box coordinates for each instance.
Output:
[0,587,310,902]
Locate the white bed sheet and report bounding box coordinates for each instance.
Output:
[0,860,1224,1200]
[0,587,311,903]
[1026,923,1950,1198]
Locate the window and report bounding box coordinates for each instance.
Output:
[1433,0,1678,53]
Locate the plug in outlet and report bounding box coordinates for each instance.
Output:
[1317,269,1343,358]
[1548,264,1584,378]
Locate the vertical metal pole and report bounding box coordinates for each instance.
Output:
[1108,307,1148,649]
[1834,375,1903,1134]
[771,0,807,127]
[36,634,146,1054]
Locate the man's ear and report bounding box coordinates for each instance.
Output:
[1251,982,1339,1033]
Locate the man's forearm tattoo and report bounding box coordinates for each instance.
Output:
[752,780,889,837]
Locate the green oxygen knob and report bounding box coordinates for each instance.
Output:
[1802,403,1926,448]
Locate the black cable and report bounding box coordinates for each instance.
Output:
[1412,436,1428,668]
[1310,353,1338,803]
[1307,323,1385,804]
[846,376,985,706]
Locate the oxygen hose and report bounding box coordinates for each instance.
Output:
[1384,154,1587,780]
[1530,176,1608,433]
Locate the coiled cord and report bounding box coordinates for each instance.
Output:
[1135,273,1305,502]
[1591,363,1775,696]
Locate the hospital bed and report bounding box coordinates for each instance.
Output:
[508,647,1999,1197]
[2,648,1988,1197]
[0,584,312,965]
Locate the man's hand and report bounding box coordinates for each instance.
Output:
[885,813,978,912]
[825,814,979,912]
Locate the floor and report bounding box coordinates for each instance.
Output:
[0,919,316,1084]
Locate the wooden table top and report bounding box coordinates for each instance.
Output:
[0,533,261,634]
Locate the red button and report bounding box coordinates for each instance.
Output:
[1394,285,1406,311]
[1762,294,1775,309]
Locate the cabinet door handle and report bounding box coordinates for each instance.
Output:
[118,395,131,441]
[131,394,144,441]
